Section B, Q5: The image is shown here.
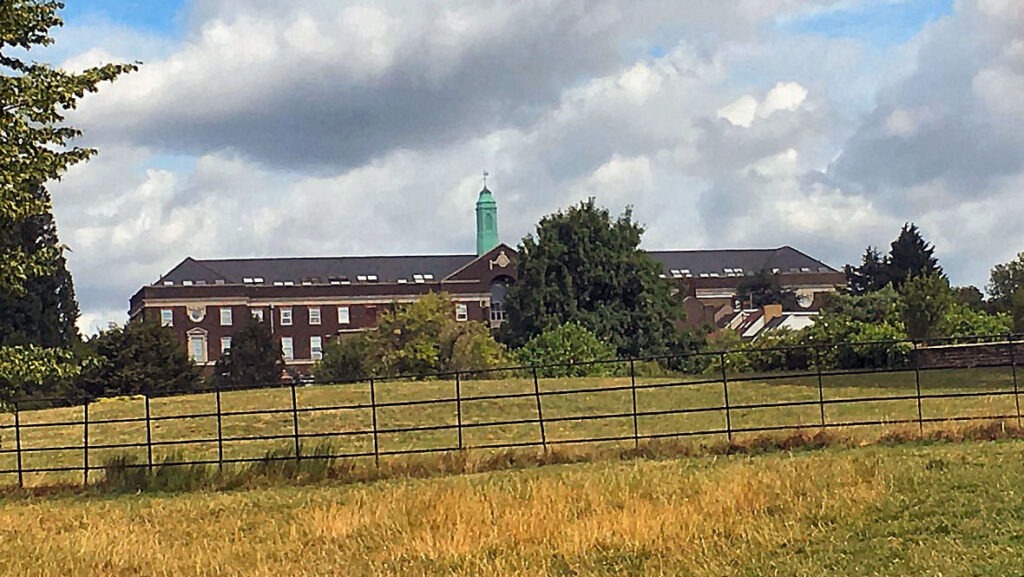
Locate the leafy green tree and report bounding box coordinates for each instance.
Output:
[314,333,374,383]
[214,320,285,387]
[79,320,200,398]
[515,323,616,378]
[440,321,511,375]
[887,223,941,290]
[1,1,135,388]
[502,199,680,357]
[1013,289,1024,334]
[0,191,80,348]
[844,246,890,295]
[987,252,1024,314]
[952,285,986,312]
[1,0,136,293]
[940,303,1011,338]
[899,273,954,341]
[735,269,798,309]
[0,345,80,403]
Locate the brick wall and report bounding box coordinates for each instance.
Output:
[915,341,1024,369]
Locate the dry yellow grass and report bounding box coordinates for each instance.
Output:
[0,455,885,577]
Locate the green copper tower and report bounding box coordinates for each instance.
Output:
[475,182,499,256]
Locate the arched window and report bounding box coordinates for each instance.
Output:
[490,280,508,326]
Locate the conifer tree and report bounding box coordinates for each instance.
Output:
[887,223,942,290]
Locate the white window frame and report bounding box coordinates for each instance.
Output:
[187,329,208,363]
[310,336,323,361]
[280,307,293,326]
[220,336,232,354]
[281,337,294,361]
[455,303,468,322]
[160,308,173,327]
[337,305,350,325]
[309,306,321,325]
[220,307,233,326]
[251,308,264,322]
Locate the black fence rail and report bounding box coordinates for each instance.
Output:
[1,334,1022,488]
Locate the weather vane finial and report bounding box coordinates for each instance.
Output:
[482,170,489,188]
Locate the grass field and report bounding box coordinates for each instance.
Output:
[1,439,1023,576]
[1,365,1021,486]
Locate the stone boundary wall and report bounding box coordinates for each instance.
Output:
[915,341,1024,369]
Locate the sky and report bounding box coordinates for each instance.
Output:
[32,0,1024,333]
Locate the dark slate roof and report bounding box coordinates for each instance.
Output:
[154,245,837,286]
[157,254,477,285]
[647,246,837,278]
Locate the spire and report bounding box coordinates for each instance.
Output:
[475,172,498,256]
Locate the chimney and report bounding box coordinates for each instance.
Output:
[762,304,783,324]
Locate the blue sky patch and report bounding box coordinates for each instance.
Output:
[781,0,953,47]
[60,0,186,35]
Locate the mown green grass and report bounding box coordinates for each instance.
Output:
[1,365,1020,486]
[1,440,1023,576]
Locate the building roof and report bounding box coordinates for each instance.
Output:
[153,245,838,287]
[647,246,837,279]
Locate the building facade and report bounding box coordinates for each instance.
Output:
[129,186,845,370]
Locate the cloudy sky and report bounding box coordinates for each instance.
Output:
[37,0,1024,333]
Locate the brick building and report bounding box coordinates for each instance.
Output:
[129,186,845,370]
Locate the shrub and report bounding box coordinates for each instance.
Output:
[515,323,617,378]
[315,333,374,383]
[79,320,200,398]
[213,319,284,388]
[440,321,511,377]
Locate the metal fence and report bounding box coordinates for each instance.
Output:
[1,334,1022,488]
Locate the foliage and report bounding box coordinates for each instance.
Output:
[79,320,200,398]
[214,320,285,388]
[844,246,891,296]
[899,273,954,341]
[940,303,1012,339]
[319,293,510,379]
[887,222,942,290]
[803,287,911,369]
[515,322,616,378]
[1,0,136,293]
[1013,289,1024,334]
[501,198,681,358]
[0,188,80,348]
[0,344,80,403]
[988,252,1024,314]
[952,285,986,312]
[315,333,374,383]
[440,321,512,376]
[735,269,798,309]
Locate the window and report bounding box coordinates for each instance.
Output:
[455,303,468,322]
[309,306,321,325]
[160,309,173,327]
[220,337,232,354]
[280,307,293,326]
[490,301,506,323]
[220,307,233,326]
[337,306,350,325]
[251,308,264,322]
[189,335,206,363]
[281,337,294,361]
[310,336,323,361]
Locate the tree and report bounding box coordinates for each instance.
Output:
[1,1,136,293]
[987,252,1024,313]
[514,323,616,378]
[899,273,953,342]
[315,333,374,383]
[0,190,80,348]
[1,1,135,388]
[79,320,200,398]
[844,246,890,295]
[501,199,681,358]
[887,223,941,290]
[735,269,798,309]
[952,285,986,312]
[213,319,285,387]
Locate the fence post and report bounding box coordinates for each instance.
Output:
[369,378,380,469]
[629,358,639,449]
[144,393,154,473]
[913,341,924,436]
[82,399,90,487]
[719,352,732,443]
[532,366,547,452]
[215,381,224,472]
[814,345,826,428]
[290,380,301,463]
[455,371,464,451]
[1010,334,1020,428]
[14,401,23,489]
